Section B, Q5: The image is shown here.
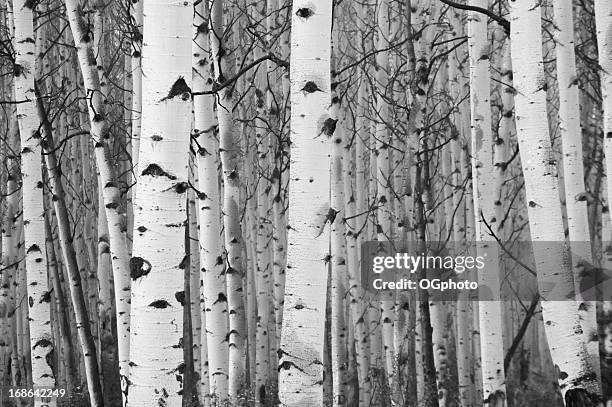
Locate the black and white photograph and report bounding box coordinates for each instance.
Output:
[0,0,611,405]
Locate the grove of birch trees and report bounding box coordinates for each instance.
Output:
[0,0,611,406]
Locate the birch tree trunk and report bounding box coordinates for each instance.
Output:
[595,1,612,404]
[278,0,332,404]
[130,0,143,183]
[208,0,239,401]
[467,1,507,404]
[553,0,601,381]
[192,0,226,403]
[11,0,56,404]
[330,92,349,406]
[510,1,603,404]
[61,0,133,397]
[37,96,104,407]
[127,0,192,403]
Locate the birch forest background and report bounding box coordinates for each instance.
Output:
[0,0,612,405]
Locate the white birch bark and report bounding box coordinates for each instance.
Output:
[130,0,143,212]
[192,0,228,402]
[553,0,600,381]
[61,0,133,396]
[330,94,349,406]
[467,2,507,404]
[510,0,602,403]
[252,3,274,399]
[127,0,192,403]
[10,0,56,404]
[373,0,397,397]
[278,0,332,404]
[447,8,473,405]
[208,0,239,400]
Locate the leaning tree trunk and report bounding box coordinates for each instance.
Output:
[61,0,132,398]
[509,1,603,404]
[37,96,104,407]
[553,0,601,381]
[127,0,192,404]
[278,0,332,405]
[11,0,56,405]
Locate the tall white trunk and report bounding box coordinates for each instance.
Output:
[330,94,349,406]
[61,0,133,396]
[11,0,56,404]
[553,0,601,382]
[193,0,228,402]
[208,0,240,401]
[127,0,192,403]
[509,0,602,403]
[130,0,143,182]
[467,1,507,404]
[278,0,332,404]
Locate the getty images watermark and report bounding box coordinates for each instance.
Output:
[360,241,611,301]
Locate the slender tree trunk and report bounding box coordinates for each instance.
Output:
[37,95,105,407]
[467,1,508,405]
[510,1,603,404]
[61,0,133,397]
[330,92,349,406]
[553,0,601,383]
[11,0,56,404]
[208,0,240,401]
[278,0,332,404]
[192,0,227,403]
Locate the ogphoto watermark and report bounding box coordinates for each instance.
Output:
[360,241,611,301]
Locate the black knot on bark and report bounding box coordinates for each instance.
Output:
[174,291,186,306]
[214,293,227,304]
[148,299,171,309]
[141,163,177,180]
[33,338,53,349]
[27,244,41,254]
[41,290,52,303]
[130,256,152,280]
[296,7,314,18]
[13,63,24,77]
[23,0,38,10]
[278,360,297,371]
[173,182,189,194]
[301,81,322,93]
[160,77,192,102]
[321,118,338,137]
